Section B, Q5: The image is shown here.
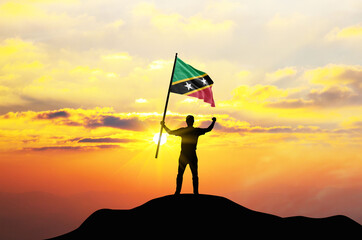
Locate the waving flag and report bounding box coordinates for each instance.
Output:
[156,54,216,158]
[170,57,215,107]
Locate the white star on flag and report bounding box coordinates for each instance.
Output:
[184,82,193,90]
[200,78,207,85]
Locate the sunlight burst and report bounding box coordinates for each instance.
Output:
[153,132,168,145]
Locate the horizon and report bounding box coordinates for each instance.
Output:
[0,0,361,239]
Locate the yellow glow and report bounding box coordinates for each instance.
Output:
[133,2,234,35]
[102,52,131,61]
[266,67,297,82]
[336,25,362,38]
[305,64,361,85]
[153,132,167,145]
[326,25,362,41]
[237,70,251,78]
[231,84,289,102]
[148,60,172,70]
[136,98,148,103]
[0,2,43,17]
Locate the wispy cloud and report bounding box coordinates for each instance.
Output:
[36,110,70,119]
[78,137,137,143]
[267,64,362,109]
[326,24,362,41]
[84,115,146,131]
[25,145,121,151]
[1,107,360,152]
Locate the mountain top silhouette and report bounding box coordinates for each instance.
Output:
[48,194,361,239]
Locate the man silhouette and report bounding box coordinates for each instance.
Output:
[161,115,216,195]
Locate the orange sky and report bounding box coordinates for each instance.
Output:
[0,0,361,239]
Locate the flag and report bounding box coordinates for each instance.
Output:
[170,57,215,107]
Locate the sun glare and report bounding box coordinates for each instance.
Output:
[153,132,168,145]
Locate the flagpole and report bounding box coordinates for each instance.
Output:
[155,52,178,158]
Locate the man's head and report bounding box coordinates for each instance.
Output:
[186,115,194,127]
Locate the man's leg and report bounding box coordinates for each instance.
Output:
[175,154,187,195]
[189,153,199,194]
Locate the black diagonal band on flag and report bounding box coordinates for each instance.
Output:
[170,75,214,95]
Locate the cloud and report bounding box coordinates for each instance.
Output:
[219,84,300,115]
[304,64,362,86]
[210,122,247,133]
[0,1,82,41]
[265,64,362,109]
[351,121,362,128]
[29,109,149,131]
[214,122,322,134]
[25,145,120,151]
[340,117,362,131]
[266,86,360,109]
[78,137,136,143]
[1,2,359,119]
[135,98,148,103]
[0,38,45,65]
[36,110,70,119]
[0,37,153,113]
[85,116,146,131]
[0,107,360,153]
[308,85,360,107]
[326,24,362,41]
[265,67,297,83]
[0,107,154,151]
[0,2,46,18]
[267,13,307,28]
[148,60,172,70]
[231,84,290,102]
[101,52,131,61]
[200,115,323,134]
[1,108,148,131]
[265,99,313,108]
[132,2,234,37]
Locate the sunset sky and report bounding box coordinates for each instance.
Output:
[0,0,361,238]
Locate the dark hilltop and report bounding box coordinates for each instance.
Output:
[48,194,362,239]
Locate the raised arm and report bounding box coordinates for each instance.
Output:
[160,121,178,135]
[204,117,216,133]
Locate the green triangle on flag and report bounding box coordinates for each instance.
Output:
[170,57,215,107]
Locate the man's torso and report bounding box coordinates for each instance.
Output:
[175,127,206,152]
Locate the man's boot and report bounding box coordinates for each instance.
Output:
[175,175,183,195]
[193,177,199,195]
